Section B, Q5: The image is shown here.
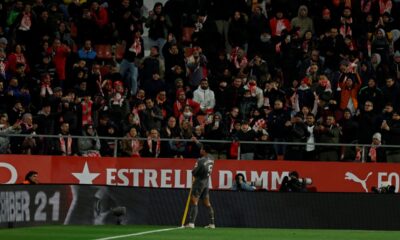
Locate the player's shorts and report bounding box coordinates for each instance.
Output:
[191,179,209,199]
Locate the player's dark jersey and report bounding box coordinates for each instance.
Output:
[192,155,214,180]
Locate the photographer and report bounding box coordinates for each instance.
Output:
[280,171,311,192]
[231,173,256,191]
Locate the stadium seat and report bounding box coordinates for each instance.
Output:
[95,44,113,61]
[114,43,126,61]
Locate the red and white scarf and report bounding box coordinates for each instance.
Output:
[340,17,353,37]
[81,100,93,126]
[40,83,53,97]
[147,137,160,157]
[131,139,140,157]
[19,12,32,31]
[379,0,392,15]
[59,135,72,156]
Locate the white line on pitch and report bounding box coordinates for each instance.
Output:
[93,226,183,240]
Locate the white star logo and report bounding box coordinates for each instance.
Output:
[72,161,100,184]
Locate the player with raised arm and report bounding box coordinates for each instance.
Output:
[185,141,215,229]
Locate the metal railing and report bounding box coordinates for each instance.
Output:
[0,132,399,162]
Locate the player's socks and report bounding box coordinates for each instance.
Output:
[188,204,198,224]
[208,206,215,225]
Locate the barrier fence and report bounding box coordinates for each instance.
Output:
[1,133,399,161]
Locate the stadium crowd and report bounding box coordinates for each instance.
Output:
[0,0,400,162]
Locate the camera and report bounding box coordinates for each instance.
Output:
[280,171,312,192]
[371,181,395,194]
[298,178,313,185]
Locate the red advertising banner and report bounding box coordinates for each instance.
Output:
[1,155,400,192]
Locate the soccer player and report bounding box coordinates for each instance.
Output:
[185,143,215,229]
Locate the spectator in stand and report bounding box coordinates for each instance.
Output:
[178,105,199,127]
[214,78,229,114]
[100,122,119,157]
[268,99,291,158]
[141,97,163,134]
[239,90,257,121]
[47,38,71,89]
[224,107,241,136]
[77,39,96,65]
[141,128,161,158]
[247,6,269,58]
[370,53,389,87]
[338,72,362,114]
[367,132,386,162]
[381,111,400,162]
[143,71,166,99]
[358,77,384,111]
[284,112,308,160]
[390,51,400,82]
[244,77,264,109]
[303,113,317,161]
[35,101,56,154]
[173,89,200,118]
[108,85,129,125]
[356,100,380,144]
[52,121,77,156]
[269,8,291,41]
[7,44,30,74]
[120,31,144,97]
[78,124,101,157]
[254,129,277,160]
[120,126,141,158]
[237,120,257,160]
[204,112,226,156]
[291,5,314,38]
[263,79,286,109]
[193,78,215,115]
[139,46,165,88]
[145,2,171,56]
[155,90,172,120]
[315,114,341,161]
[14,3,36,59]
[338,108,359,161]
[371,28,390,65]
[0,113,21,154]
[89,0,110,43]
[381,77,400,110]
[186,46,208,88]
[160,116,180,157]
[163,35,185,87]
[225,77,244,111]
[54,21,74,48]
[227,10,248,51]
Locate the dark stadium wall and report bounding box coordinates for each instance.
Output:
[1,185,400,230]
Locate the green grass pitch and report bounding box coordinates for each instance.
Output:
[1,225,400,240]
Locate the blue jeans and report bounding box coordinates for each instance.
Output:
[120,59,138,96]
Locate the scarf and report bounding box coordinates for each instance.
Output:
[379,0,392,15]
[81,100,93,126]
[40,83,53,97]
[147,137,160,157]
[19,12,32,31]
[369,144,381,162]
[247,83,257,97]
[361,0,372,14]
[129,38,142,55]
[0,60,6,78]
[59,135,72,156]
[340,17,353,37]
[175,99,189,113]
[131,138,140,157]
